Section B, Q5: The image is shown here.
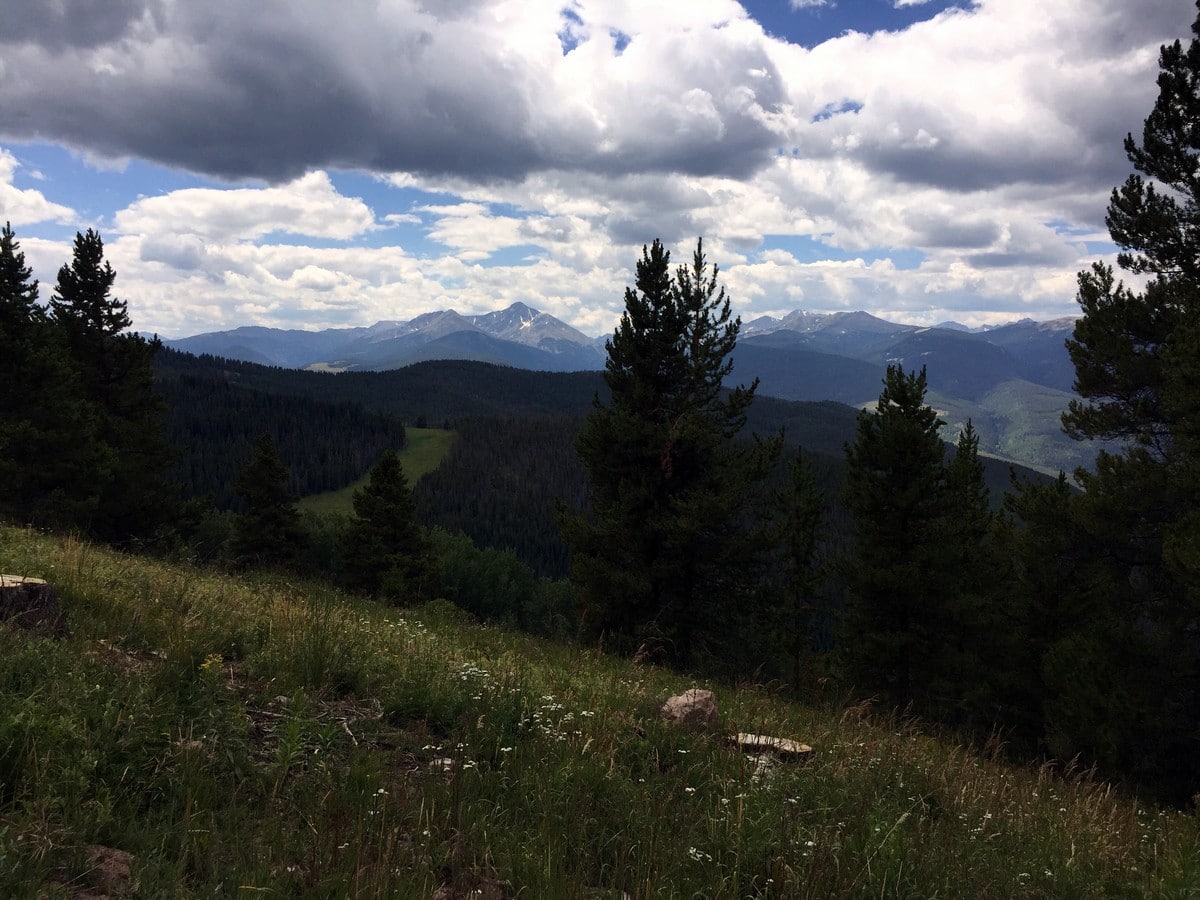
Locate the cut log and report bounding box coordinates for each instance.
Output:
[0,575,68,638]
[733,732,814,760]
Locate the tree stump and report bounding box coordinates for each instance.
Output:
[0,575,69,638]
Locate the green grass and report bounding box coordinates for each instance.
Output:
[298,427,457,516]
[0,524,1197,897]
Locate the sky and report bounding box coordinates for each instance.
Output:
[0,0,1192,339]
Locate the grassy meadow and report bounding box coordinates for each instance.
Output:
[0,523,1197,897]
[298,428,457,516]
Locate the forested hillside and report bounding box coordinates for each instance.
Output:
[154,349,906,528]
[152,340,1051,580]
[413,415,587,578]
[156,369,408,509]
[413,413,860,580]
[155,348,608,421]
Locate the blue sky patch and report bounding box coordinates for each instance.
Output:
[741,0,977,48]
[760,235,926,270]
[557,6,584,55]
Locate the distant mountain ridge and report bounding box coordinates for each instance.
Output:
[165,302,1102,475]
[167,302,1076,389]
[167,302,606,373]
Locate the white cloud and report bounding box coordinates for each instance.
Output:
[420,203,527,262]
[384,213,422,226]
[84,153,1109,339]
[0,1,786,181]
[0,148,76,225]
[114,171,376,242]
[2,0,1190,337]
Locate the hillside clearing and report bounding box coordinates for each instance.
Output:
[0,525,1196,897]
[298,427,457,516]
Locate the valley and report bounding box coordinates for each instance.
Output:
[166,303,1099,477]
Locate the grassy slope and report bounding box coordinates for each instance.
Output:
[0,525,1197,898]
[930,379,1131,479]
[929,382,1093,477]
[298,427,457,516]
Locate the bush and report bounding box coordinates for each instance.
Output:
[427,528,576,637]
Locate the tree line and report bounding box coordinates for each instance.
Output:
[156,355,409,510]
[412,414,588,578]
[0,228,176,543]
[154,347,608,423]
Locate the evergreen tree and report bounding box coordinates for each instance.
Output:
[562,238,780,667]
[0,222,44,512]
[50,229,128,338]
[842,385,1003,724]
[48,229,177,542]
[939,420,1002,724]
[0,224,104,526]
[945,422,990,540]
[231,433,308,568]
[0,222,39,333]
[1000,474,1128,760]
[339,449,433,601]
[775,446,825,694]
[1053,3,1200,799]
[841,366,951,711]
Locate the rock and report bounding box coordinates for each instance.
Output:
[84,844,133,896]
[659,688,717,729]
[733,732,815,760]
[0,574,68,638]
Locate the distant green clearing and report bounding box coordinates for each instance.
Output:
[298,427,456,515]
[925,380,1111,476]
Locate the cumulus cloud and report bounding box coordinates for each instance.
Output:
[0,0,161,49]
[0,149,76,225]
[80,157,1107,338]
[0,0,786,182]
[114,171,376,242]
[769,0,1176,198]
[0,0,1191,337]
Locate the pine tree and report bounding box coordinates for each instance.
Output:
[841,365,951,710]
[1053,4,1200,799]
[1000,474,1126,758]
[48,229,177,542]
[50,230,128,338]
[0,222,43,511]
[562,238,780,667]
[231,433,308,568]
[0,222,39,334]
[0,224,105,525]
[939,420,1000,724]
[945,422,990,538]
[339,449,433,601]
[776,446,825,694]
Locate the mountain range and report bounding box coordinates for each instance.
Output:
[167,302,606,373]
[166,302,1106,475]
